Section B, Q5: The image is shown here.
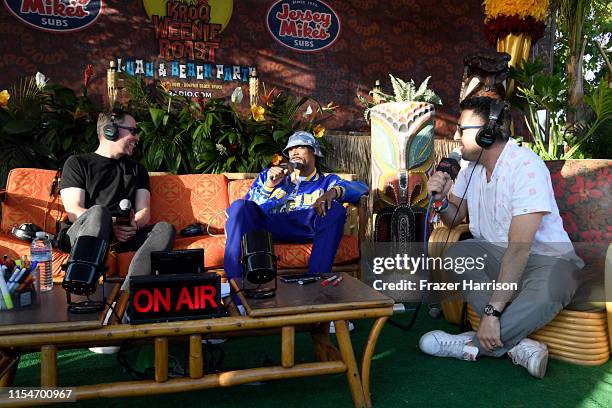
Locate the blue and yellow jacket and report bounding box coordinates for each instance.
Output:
[246,169,368,214]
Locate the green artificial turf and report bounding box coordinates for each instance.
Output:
[13,309,612,408]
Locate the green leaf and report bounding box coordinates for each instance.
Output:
[3,120,37,135]
[53,87,77,108]
[62,135,72,150]
[149,108,167,129]
[272,130,288,142]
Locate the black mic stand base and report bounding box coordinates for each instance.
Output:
[66,281,107,314]
[242,287,276,299]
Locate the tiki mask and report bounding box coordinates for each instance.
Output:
[370,101,436,210]
[370,101,436,244]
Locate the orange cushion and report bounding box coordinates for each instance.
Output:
[275,234,360,269]
[114,234,359,276]
[0,232,118,283]
[149,174,230,232]
[1,168,65,235]
[115,235,227,277]
[228,179,255,203]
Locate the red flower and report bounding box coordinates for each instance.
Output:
[584,207,606,232]
[550,172,566,198]
[228,143,240,152]
[579,230,604,243]
[595,166,611,188]
[560,213,578,236]
[261,88,277,106]
[484,16,545,45]
[83,64,94,88]
[567,177,604,206]
[194,94,205,113]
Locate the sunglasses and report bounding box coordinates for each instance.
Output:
[117,125,138,135]
[456,124,483,135]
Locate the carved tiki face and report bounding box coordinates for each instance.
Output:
[370,101,435,208]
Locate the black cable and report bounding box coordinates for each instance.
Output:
[203,343,226,374]
[442,150,483,248]
[222,288,243,315]
[388,302,422,331]
[105,301,123,323]
[117,343,152,380]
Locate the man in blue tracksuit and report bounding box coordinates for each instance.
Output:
[224,131,368,279]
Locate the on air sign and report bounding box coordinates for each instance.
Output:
[266,0,340,52]
[128,273,223,324]
[2,0,103,33]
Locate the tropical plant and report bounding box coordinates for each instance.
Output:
[357,74,442,123]
[554,0,611,158]
[121,78,336,174]
[513,59,612,159]
[0,72,100,187]
[192,88,336,173]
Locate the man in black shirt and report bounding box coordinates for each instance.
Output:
[59,109,175,291]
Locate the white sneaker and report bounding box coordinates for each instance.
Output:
[419,330,478,361]
[507,338,548,379]
[202,338,227,345]
[88,346,120,354]
[237,304,246,316]
[329,321,355,334]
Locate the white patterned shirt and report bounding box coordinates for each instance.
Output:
[452,139,583,268]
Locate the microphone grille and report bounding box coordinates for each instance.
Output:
[119,199,131,211]
[289,160,304,170]
[448,151,462,162]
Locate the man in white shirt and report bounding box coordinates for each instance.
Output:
[418,97,582,378]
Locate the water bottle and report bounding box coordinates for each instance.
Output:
[31,231,53,292]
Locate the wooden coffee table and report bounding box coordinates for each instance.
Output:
[0,273,394,408]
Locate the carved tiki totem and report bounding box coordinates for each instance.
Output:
[370,101,436,243]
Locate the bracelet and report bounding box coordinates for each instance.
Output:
[435,198,449,214]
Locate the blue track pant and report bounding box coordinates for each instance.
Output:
[224,199,347,279]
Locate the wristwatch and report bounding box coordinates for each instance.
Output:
[483,304,502,318]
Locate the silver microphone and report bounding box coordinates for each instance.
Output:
[119,199,131,212]
[116,199,132,226]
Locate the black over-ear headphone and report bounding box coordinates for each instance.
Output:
[11,223,43,242]
[102,110,120,141]
[475,99,508,149]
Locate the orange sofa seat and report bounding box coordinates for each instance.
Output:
[0,168,362,281]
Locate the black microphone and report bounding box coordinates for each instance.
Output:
[268,161,304,181]
[115,199,132,226]
[432,151,461,196]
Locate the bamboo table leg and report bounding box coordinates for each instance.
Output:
[154,337,168,382]
[360,317,388,408]
[281,326,295,368]
[311,323,341,362]
[40,345,57,387]
[0,351,20,387]
[334,320,367,408]
[189,335,203,379]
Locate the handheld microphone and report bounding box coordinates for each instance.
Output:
[268,161,304,181]
[431,151,462,196]
[115,199,132,226]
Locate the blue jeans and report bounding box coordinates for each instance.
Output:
[224,199,347,279]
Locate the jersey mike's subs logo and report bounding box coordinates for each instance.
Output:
[2,0,103,33]
[266,0,340,52]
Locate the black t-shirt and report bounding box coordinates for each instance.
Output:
[59,153,150,214]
